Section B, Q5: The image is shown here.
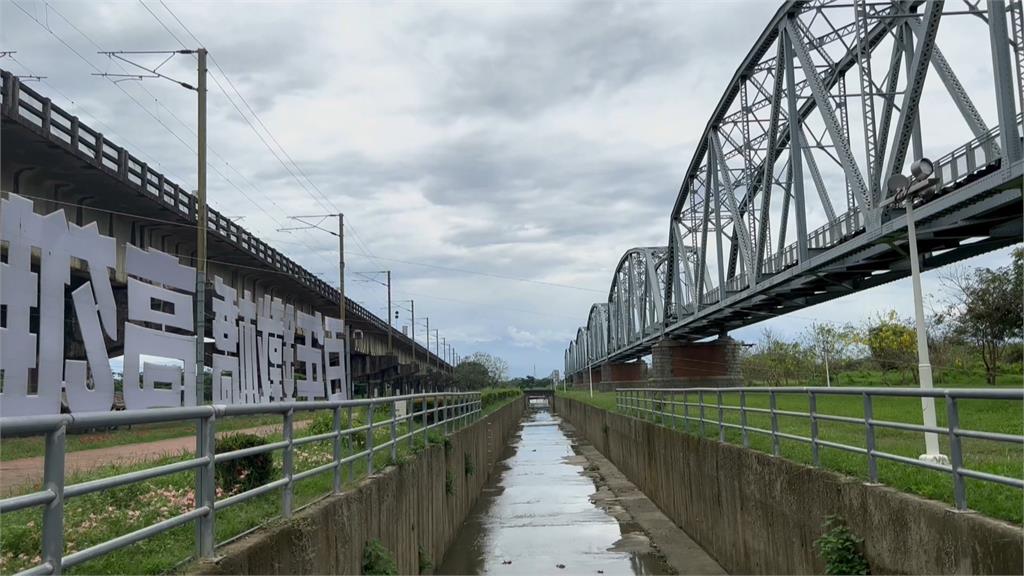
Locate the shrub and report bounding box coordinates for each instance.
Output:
[418,545,433,574]
[362,539,397,575]
[480,388,522,410]
[308,411,334,436]
[309,410,368,448]
[445,471,455,496]
[815,516,869,575]
[215,433,274,493]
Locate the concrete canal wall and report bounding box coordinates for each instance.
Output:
[554,396,1023,575]
[196,397,525,575]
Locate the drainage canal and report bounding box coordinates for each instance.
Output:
[437,400,672,575]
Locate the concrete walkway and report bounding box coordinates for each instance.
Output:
[1,421,311,496]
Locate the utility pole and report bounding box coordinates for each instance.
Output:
[386,271,393,361]
[195,48,207,403]
[338,214,348,398]
[278,213,350,397]
[93,50,209,402]
[434,329,440,370]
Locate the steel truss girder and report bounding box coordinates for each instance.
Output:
[564,0,1023,374]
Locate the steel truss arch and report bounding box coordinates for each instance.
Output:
[566,0,1023,376]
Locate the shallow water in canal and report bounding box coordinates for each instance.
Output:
[437,401,670,575]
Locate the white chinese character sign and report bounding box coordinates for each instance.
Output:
[0,193,348,416]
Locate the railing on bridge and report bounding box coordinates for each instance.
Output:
[0,392,481,575]
[1,70,446,370]
[616,387,1023,513]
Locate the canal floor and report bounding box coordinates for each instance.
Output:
[437,402,673,575]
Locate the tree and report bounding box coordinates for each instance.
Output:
[804,322,856,387]
[936,248,1023,385]
[454,361,490,390]
[465,352,509,386]
[745,328,813,386]
[859,311,916,382]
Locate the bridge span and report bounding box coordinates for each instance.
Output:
[565,0,1024,387]
[1,70,453,397]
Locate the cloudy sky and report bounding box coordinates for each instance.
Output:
[2,0,1017,377]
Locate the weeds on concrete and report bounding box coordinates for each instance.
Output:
[417,544,433,574]
[815,516,869,575]
[362,539,398,575]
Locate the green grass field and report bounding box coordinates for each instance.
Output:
[559,379,1023,524]
[0,391,521,574]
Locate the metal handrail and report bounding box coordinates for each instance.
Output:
[614,386,1023,513]
[0,391,482,575]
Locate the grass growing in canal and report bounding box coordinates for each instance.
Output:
[558,388,1024,524]
[0,394,523,574]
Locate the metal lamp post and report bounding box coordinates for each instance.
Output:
[887,158,948,465]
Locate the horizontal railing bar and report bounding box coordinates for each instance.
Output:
[62,506,209,569]
[214,478,288,511]
[615,387,1024,400]
[291,461,336,484]
[960,468,1024,488]
[65,457,209,499]
[872,450,953,473]
[213,440,289,464]
[0,489,56,513]
[954,429,1024,444]
[815,438,868,455]
[12,559,56,576]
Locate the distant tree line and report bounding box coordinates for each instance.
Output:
[741,248,1022,387]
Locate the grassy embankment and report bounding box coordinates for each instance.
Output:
[558,369,1023,524]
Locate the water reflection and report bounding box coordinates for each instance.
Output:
[437,403,671,575]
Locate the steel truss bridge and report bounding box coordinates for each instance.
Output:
[566,0,1024,377]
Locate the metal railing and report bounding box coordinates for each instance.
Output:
[0,392,481,575]
[615,387,1023,512]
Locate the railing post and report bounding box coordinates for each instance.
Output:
[769,390,780,456]
[42,425,65,575]
[283,409,294,518]
[740,389,749,448]
[196,414,215,559]
[407,397,415,451]
[945,395,967,510]
[41,97,52,135]
[333,406,343,494]
[347,405,355,484]
[683,390,690,434]
[864,393,877,483]
[717,390,725,443]
[671,391,678,430]
[390,399,398,463]
[809,391,820,467]
[422,397,430,448]
[70,116,80,152]
[366,402,376,475]
[698,390,706,437]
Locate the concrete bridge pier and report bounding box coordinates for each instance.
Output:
[600,360,645,384]
[650,335,742,388]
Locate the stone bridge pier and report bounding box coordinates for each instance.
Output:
[649,336,742,388]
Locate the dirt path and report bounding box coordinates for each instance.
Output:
[1,420,311,496]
